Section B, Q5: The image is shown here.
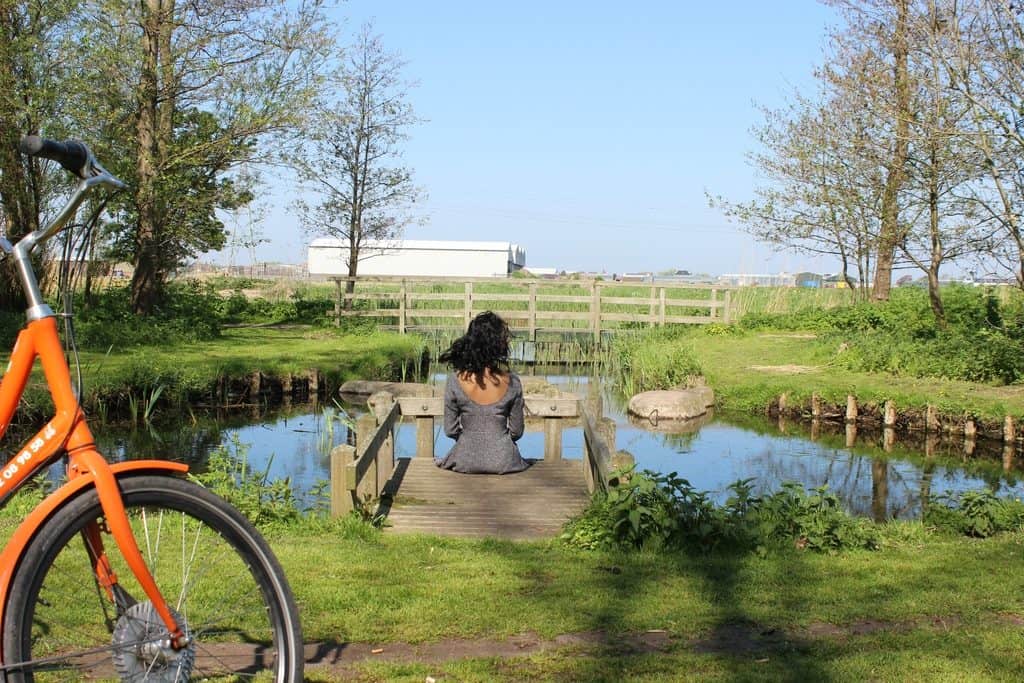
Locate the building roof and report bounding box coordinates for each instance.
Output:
[309,238,522,254]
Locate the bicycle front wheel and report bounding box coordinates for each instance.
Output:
[3,475,303,682]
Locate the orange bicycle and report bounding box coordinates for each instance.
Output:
[0,137,302,681]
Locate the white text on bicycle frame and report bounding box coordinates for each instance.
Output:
[0,424,59,488]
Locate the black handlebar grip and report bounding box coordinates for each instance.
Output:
[18,136,89,177]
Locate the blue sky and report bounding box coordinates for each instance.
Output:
[220,1,838,275]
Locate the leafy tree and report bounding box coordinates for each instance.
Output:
[292,24,424,308]
[0,0,82,309]
[83,0,332,314]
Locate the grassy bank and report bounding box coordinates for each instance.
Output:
[2,494,1020,680]
[9,326,426,420]
[269,521,1024,681]
[608,285,1024,423]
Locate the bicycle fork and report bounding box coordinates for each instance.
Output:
[69,448,190,649]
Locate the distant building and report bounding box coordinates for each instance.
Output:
[523,267,558,278]
[614,272,654,282]
[794,272,824,288]
[307,239,526,278]
[718,273,796,287]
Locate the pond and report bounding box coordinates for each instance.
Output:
[88,369,1024,521]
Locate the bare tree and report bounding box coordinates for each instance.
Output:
[937,0,1024,290]
[293,24,424,308]
[710,72,885,294]
[897,0,987,325]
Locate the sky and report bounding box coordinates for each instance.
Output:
[215,1,839,276]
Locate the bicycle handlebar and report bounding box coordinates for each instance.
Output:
[6,136,128,319]
[19,136,90,178]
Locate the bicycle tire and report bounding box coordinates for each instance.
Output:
[2,474,303,682]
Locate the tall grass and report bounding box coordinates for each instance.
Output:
[730,286,856,320]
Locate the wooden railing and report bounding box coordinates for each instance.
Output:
[327,276,736,340]
[329,388,618,515]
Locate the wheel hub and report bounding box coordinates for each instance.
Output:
[111,601,194,682]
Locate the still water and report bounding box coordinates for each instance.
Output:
[90,372,1024,520]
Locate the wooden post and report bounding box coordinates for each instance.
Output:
[723,290,732,324]
[845,395,858,423]
[281,373,292,399]
[249,372,261,401]
[777,393,788,415]
[356,413,377,499]
[330,444,356,516]
[544,417,562,461]
[528,283,537,341]
[811,393,822,418]
[369,392,396,495]
[710,289,718,320]
[416,416,434,459]
[1004,415,1016,445]
[964,418,977,441]
[308,369,320,398]
[659,288,666,325]
[925,404,940,432]
[399,279,407,334]
[334,279,342,327]
[591,281,602,345]
[648,286,656,327]
[464,282,473,327]
[884,401,896,428]
[598,416,616,456]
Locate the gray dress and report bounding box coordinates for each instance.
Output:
[436,373,529,474]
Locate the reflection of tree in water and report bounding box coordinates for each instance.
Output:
[95,422,226,470]
[667,414,1024,520]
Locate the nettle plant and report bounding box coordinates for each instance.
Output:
[563,469,879,553]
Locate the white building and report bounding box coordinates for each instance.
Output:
[307,238,526,278]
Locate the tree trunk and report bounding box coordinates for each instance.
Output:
[872,0,911,302]
[926,145,946,329]
[130,0,170,315]
[0,8,39,310]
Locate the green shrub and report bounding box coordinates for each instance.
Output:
[924,490,1024,537]
[562,470,879,553]
[193,436,304,528]
[737,285,1024,384]
[70,282,221,349]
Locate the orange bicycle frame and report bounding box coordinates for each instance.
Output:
[0,316,190,656]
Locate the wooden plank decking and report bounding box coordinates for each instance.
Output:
[380,457,591,540]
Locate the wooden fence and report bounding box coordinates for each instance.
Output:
[328,276,736,341]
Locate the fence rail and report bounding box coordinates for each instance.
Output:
[329,276,736,339]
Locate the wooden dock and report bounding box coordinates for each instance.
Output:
[380,457,590,540]
[330,388,615,541]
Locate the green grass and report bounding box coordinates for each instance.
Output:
[609,327,1024,422]
[272,522,1024,681]
[6,326,427,420]
[1,489,1022,681]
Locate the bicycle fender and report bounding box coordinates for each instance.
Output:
[0,460,188,662]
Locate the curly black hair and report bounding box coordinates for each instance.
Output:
[438,311,511,379]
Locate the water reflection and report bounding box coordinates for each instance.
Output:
[87,374,1024,520]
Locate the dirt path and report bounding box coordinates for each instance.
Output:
[303,613,1024,677]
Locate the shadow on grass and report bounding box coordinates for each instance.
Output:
[473,539,835,682]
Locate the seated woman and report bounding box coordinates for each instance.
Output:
[435,311,529,474]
